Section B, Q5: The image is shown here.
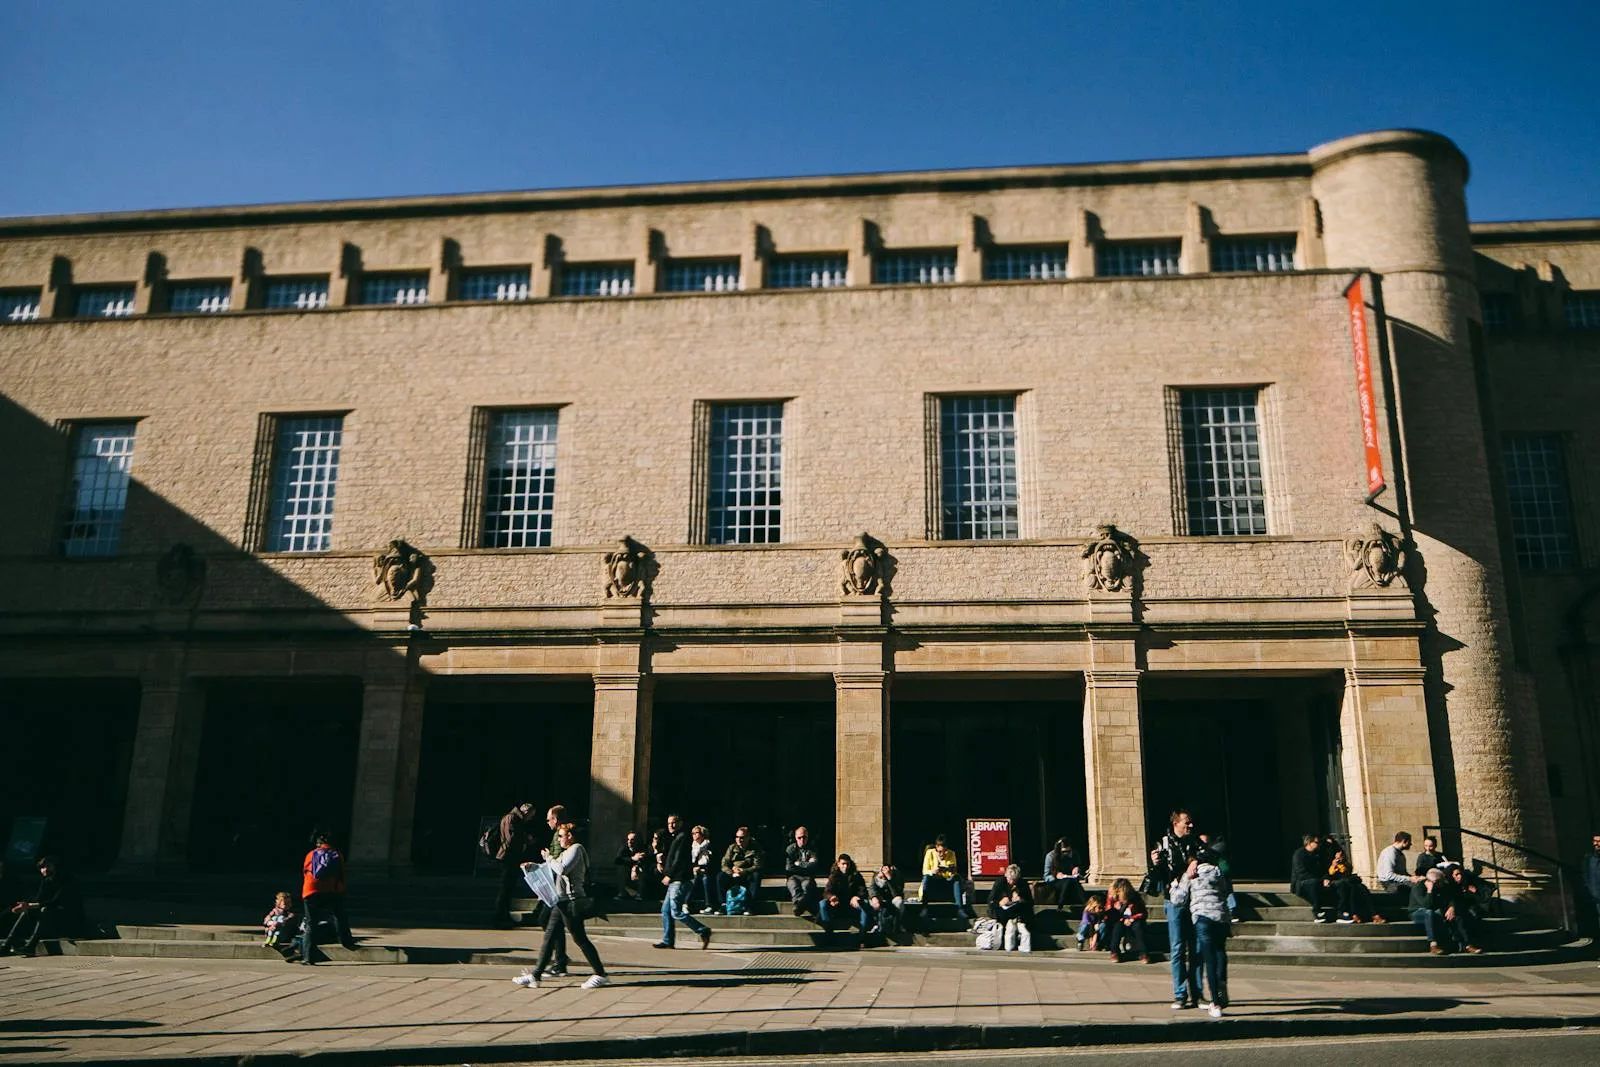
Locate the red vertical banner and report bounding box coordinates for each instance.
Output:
[1346,278,1387,500]
[966,818,1011,878]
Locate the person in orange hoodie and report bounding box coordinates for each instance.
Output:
[298,830,356,965]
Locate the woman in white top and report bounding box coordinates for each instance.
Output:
[515,822,609,988]
[689,825,715,915]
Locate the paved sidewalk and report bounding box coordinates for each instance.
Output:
[2,934,1598,1065]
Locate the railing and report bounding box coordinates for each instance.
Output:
[1424,825,1575,933]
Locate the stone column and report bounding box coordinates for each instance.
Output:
[835,671,890,868]
[1083,669,1147,883]
[589,672,653,878]
[1312,130,1557,858]
[116,667,205,871]
[1339,665,1439,878]
[348,657,425,873]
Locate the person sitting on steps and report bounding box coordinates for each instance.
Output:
[987,863,1035,952]
[784,826,825,918]
[718,827,763,914]
[916,834,975,929]
[1289,833,1336,923]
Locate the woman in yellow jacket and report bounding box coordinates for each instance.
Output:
[915,834,976,930]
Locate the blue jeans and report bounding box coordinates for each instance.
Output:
[1167,903,1197,1001]
[1194,915,1229,1007]
[661,881,709,946]
[918,875,973,918]
[1412,906,1439,943]
[819,897,871,934]
[688,870,715,911]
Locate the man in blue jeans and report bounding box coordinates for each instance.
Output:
[1147,809,1203,1009]
[654,814,713,950]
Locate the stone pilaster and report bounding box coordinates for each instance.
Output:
[588,671,653,877]
[1339,665,1439,879]
[1067,209,1097,279]
[348,655,425,872]
[1083,666,1146,883]
[116,666,205,872]
[834,670,890,868]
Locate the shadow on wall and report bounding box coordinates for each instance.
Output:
[0,390,452,875]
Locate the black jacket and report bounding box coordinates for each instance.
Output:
[1149,831,1203,896]
[824,868,867,904]
[987,875,1035,921]
[664,830,696,883]
[1289,847,1324,888]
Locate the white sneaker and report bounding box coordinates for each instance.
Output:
[1336,916,1356,924]
[699,908,713,915]
[511,969,535,987]
[1207,1003,1223,1018]
[581,974,611,989]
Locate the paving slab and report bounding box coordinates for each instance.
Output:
[2,931,1599,1065]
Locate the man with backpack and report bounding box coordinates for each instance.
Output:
[487,803,537,929]
[298,830,356,965]
[1146,809,1204,1009]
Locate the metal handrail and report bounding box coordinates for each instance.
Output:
[1424,825,1574,934]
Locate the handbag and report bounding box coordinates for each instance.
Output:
[973,917,1003,950]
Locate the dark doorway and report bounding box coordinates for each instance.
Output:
[0,678,139,873]
[891,678,1085,881]
[650,679,834,859]
[411,679,593,873]
[1142,675,1344,879]
[189,679,361,872]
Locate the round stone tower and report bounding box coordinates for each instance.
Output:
[1309,130,1556,856]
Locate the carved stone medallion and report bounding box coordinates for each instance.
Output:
[1081,524,1139,593]
[1344,523,1408,589]
[373,539,432,603]
[840,532,892,597]
[604,536,651,599]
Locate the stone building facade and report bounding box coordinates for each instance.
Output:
[1,129,1595,885]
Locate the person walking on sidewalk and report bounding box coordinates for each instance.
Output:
[1171,851,1230,1018]
[1147,809,1203,1009]
[654,814,713,950]
[514,822,610,988]
[298,830,356,965]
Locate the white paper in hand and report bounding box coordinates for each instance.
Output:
[523,863,560,908]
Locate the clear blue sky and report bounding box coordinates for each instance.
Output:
[3,1,1596,222]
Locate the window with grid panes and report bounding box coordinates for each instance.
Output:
[663,259,741,293]
[460,268,531,302]
[707,403,783,544]
[481,410,559,548]
[1210,236,1297,273]
[61,422,137,557]
[1481,292,1518,333]
[74,285,137,318]
[266,416,344,552]
[264,276,330,310]
[357,272,429,305]
[940,396,1019,540]
[1097,241,1181,277]
[1503,435,1575,569]
[1566,292,1600,330]
[1,288,41,322]
[167,280,232,314]
[1179,389,1267,535]
[874,249,957,285]
[767,254,848,289]
[558,263,634,297]
[983,245,1068,281]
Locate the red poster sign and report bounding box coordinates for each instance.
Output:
[967,818,1011,878]
[1346,278,1387,500]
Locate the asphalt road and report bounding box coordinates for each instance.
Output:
[528,1028,1600,1067]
